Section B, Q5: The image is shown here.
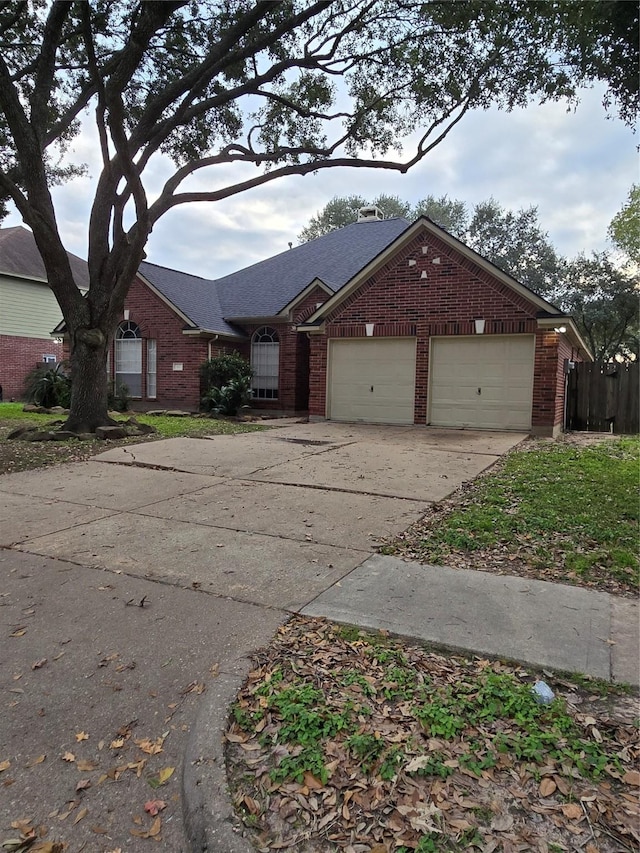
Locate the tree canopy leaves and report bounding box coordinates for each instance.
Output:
[558,253,639,361]
[608,185,640,264]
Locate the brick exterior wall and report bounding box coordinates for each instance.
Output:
[115,277,209,410]
[308,228,565,432]
[114,280,329,413]
[233,285,329,413]
[0,334,63,401]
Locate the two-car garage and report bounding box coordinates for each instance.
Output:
[301,219,587,436]
[326,335,535,431]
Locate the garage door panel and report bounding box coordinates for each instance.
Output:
[429,336,534,430]
[328,338,416,425]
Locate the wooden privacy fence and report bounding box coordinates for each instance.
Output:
[566,361,639,434]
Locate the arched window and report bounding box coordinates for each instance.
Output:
[251,326,279,400]
[115,321,142,397]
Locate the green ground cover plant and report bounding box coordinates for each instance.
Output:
[226,618,639,853]
[0,402,262,474]
[383,437,639,596]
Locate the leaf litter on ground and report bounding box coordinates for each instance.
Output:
[226,617,639,853]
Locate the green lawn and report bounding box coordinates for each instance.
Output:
[0,402,262,475]
[383,438,639,596]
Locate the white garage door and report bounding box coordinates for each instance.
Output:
[328,338,416,424]
[429,335,535,430]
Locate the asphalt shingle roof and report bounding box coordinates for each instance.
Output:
[215,217,410,318]
[0,225,89,289]
[141,218,411,335]
[138,261,241,337]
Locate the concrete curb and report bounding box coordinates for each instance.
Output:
[182,669,255,853]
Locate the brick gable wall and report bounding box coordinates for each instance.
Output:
[308,229,566,433]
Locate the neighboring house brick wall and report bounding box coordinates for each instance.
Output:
[0,275,65,400]
[308,229,559,430]
[0,335,63,400]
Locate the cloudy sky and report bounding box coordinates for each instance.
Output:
[4,83,637,279]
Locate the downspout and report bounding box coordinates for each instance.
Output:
[207,335,219,360]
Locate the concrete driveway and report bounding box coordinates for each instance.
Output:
[0,423,525,611]
[2,423,636,852]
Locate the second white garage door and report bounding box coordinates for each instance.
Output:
[328,338,416,424]
[429,335,535,430]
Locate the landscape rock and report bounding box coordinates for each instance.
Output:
[95,425,130,440]
[20,430,59,442]
[133,421,156,434]
[165,410,191,417]
[7,425,34,439]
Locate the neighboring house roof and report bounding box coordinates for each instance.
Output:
[0,225,89,289]
[141,217,411,335]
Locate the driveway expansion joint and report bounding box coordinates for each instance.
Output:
[245,476,435,503]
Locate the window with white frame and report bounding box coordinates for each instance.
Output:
[146,339,157,398]
[251,327,279,399]
[115,321,142,397]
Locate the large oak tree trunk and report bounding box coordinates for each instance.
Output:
[63,330,116,433]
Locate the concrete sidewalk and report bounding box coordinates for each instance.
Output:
[1,424,638,852]
[301,554,639,684]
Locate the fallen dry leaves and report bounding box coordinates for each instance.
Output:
[226,617,640,853]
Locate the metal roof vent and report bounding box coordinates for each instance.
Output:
[357,205,385,222]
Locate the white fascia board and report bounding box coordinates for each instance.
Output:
[0,270,48,283]
[181,328,247,341]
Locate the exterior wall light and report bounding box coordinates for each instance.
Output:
[554,326,567,333]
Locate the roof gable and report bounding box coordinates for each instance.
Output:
[138,261,242,337]
[301,217,563,326]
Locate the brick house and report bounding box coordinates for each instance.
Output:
[105,210,590,436]
[0,226,88,401]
